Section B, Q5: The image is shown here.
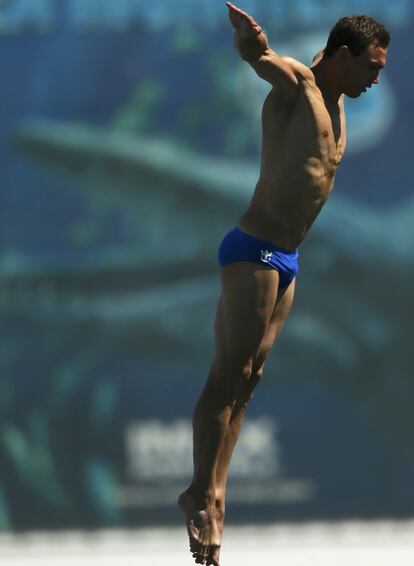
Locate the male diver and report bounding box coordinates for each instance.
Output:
[179,3,390,565]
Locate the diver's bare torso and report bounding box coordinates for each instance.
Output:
[239,70,347,251]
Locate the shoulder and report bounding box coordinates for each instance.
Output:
[267,57,316,103]
[280,56,315,83]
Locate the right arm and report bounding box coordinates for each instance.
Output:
[226,2,312,96]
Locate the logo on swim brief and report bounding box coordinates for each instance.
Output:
[260,249,273,263]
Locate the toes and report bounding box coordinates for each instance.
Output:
[207,545,221,566]
[190,543,200,556]
[190,540,199,552]
[189,538,200,551]
[194,544,208,565]
[188,521,201,553]
[202,544,211,563]
[192,546,203,564]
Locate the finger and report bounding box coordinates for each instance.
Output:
[226,3,249,20]
[227,4,243,26]
[226,2,247,20]
[226,3,261,34]
[227,3,247,19]
[226,2,237,11]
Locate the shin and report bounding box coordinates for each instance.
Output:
[214,364,264,507]
[190,363,242,507]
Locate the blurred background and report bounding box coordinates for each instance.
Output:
[0,0,413,537]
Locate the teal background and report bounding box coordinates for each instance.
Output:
[0,0,413,530]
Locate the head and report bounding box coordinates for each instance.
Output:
[324,15,390,98]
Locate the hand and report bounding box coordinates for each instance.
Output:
[226,2,262,36]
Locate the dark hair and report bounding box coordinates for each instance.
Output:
[324,15,390,58]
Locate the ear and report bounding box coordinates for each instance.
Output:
[311,48,325,66]
[336,45,352,61]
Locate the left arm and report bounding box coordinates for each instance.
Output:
[226,2,312,96]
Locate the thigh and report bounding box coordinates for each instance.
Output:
[255,278,296,368]
[216,262,280,373]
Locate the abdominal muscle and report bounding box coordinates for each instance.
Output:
[238,174,333,251]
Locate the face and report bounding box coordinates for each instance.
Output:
[342,40,387,98]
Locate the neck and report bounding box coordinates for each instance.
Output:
[311,58,342,105]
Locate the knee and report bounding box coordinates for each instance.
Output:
[253,362,265,379]
[252,348,268,377]
[223,358,255,400]
[220,355,266,400]
[240,359,254,381]
[240,358,265,394]
[249,363,265,389]
[237,353,267,382]
[234,363,264,410]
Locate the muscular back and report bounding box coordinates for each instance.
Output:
[240,70,347,250]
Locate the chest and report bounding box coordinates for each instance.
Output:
[302,87,347,163]
[262,93,346,167]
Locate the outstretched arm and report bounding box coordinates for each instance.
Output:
[226,2,311,95]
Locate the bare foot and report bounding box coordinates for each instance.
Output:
[178,487,221,565]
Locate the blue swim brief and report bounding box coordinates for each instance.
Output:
[218,226,299,289]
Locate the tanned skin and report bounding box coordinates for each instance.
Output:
[179,3,387,565]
